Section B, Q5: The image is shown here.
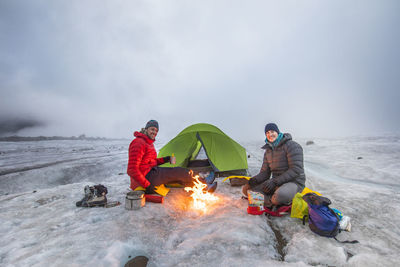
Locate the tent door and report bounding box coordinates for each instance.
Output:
[187,139,211,169]
[194,132,220,172]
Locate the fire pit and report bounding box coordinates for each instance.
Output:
[184,175,219,212]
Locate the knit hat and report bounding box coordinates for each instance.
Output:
[264,123,280,134]
[145,120,159,130]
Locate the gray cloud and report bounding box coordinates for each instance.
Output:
[1,0,399,142]
[0,117,44,135]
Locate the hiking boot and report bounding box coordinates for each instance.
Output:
[76,185,107,207]
[199,171,215,184]
[242,184,250,198]
[76,194,90,207]
[76,185,93,207]
[205,182,217,193]
[86,194,107,207]
[76,194,107,207]
[84,185,92,196]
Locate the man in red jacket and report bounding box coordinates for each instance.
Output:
[127,120,217,194]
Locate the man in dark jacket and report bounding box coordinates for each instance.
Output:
[243,123,305,207]
[127,120,217,193]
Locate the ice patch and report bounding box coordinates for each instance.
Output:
[1,136,400,266]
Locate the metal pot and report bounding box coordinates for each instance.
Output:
[125,191,145,210]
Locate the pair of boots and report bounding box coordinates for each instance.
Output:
[198,171,217,193]
[76,185,108,207]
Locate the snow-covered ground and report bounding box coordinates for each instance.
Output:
[1,136,399,266]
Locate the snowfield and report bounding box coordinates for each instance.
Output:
[1,135,399,266]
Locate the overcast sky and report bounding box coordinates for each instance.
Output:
[1,0,399,142]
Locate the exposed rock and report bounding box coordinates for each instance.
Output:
[125,256,149,267]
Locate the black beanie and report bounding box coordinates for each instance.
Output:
[145,120,159,130]
[264,123,280,134]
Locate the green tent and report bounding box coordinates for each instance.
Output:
[158,123,248,176]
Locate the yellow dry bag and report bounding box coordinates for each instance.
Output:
[290,187,321,219]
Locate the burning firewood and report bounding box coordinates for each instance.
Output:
[184,176,219,212]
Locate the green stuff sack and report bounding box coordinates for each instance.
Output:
[291,192,309,219]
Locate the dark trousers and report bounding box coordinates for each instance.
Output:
[242,182,301,207]
[145,167,194,187]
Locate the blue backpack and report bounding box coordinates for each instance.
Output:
[302,193,358,244]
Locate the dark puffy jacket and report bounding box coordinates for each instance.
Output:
[253,133,305,190]
[127,131,166,189]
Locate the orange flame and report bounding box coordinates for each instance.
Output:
[184,175,218,212]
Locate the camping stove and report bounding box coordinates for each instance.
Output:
[125,191,145,210]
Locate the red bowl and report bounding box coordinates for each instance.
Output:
[247,206,264,215]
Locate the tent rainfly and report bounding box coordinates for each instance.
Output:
[158,123,248,176]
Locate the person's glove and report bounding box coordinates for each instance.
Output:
[248,177,258,187]
[145,184,156,194]
[263,179,277,194]
[163,156,171,163]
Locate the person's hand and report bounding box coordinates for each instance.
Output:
[163,156,171,163]
[248,177,258,187]
[263,179,277,194]
[145,184,156,194]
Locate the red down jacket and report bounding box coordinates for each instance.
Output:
[127,131,167,190]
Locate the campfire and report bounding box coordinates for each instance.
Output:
[184,175,219,212]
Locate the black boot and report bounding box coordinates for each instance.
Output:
[206,182,217,193]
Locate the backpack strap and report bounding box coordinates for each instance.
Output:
[329,207,342,236]
[302,215,308,225]
[330,208,359,244]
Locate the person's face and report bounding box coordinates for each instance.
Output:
[266,130,278,143]
[146,127,158,140]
